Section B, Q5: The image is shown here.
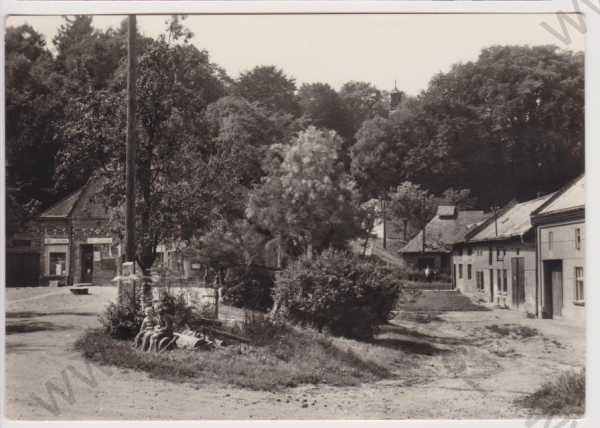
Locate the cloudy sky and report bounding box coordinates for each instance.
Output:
[7,14,585,95]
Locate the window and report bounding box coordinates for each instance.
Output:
[467,246,473,256]
[476,271,484,291]
[549,231,554,250]
[459,247,463,256]
[467,264,472,280]
[575,267,584,303]
[496,247,504,261]
[459,264,463,279]
[489,269,494,289]
[575,228,582,251]
[49,252,67,276]
[488,247,493,265]
[476,248,483,256]
[516,248,520,256]
[503,269,508,293]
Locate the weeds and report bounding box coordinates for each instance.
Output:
[486,324,540,339]
[517,369,585,416]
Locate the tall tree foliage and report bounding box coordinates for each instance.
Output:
[5,25,60,231]
[233,65,300,116]
[247,127,366,257]
[350,45,584,209]
[56,19,227,273]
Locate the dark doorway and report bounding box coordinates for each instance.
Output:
[81,244,94,283]
[417,257,435,270]
[6,253,40,286]
[489,268,494,303]
[511,257,525,307]
[543,260,563,319]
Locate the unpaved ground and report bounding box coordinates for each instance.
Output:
[5,287,584,420]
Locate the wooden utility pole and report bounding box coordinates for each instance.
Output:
[381,199,387,250]
[125,15,137,265]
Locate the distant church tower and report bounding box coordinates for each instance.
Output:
[390,80,404,111]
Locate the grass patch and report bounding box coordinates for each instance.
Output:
[517,370,585,416]
[486,324,540,339]
[75,325,394,391]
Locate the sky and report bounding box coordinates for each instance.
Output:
[6,14,585,96]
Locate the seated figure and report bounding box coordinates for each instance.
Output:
[148,308,174,352]
[134,307,157,350]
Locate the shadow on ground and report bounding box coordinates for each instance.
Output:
[6,320,74,335]
[7,311,97,318]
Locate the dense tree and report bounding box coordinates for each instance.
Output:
[350,46,583,209]
[5,25,60,232]
[297,82,350,139]
[247,127,366,257]
[339,81,387,136]
[56,19,228,273]
[233,65,299,116]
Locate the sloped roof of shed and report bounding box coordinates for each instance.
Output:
[39,178,110,220]
[468,193,554,242]
[39,188,84,218]
[400,209,488,253]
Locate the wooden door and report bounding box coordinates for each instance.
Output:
[511,257,525,306]
[543,260,563,318]
[551,269,563,317]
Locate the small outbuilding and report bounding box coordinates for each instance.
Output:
[399,206,487,276]
[6,179,120,286]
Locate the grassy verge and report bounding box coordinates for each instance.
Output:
[517,370,585,416]
[74,324,394,391]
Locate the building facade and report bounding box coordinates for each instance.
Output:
[452,193,554,315]
[6,179,120,286]
[399,206,487,276]
[531,175,585,324]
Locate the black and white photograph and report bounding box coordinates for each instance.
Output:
[2,8,589,423]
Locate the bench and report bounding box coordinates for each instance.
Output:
[70,283,92,295]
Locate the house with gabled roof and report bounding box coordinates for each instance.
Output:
[531,174,584,323]
[452,193,554,314]
[6,178,121,286]
[399,206,488,275]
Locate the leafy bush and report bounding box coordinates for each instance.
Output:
[222,266,275,312]
[156,291,197,329]
[273,249,403,340]
[98,301,143,340]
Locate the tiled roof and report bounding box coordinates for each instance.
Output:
[468,193,554,242]
[400,209,488,253]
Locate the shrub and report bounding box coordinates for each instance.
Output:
[98,301,143,340]
[273,249,403,340]
[156,290,197,329]
[222,265,275,312]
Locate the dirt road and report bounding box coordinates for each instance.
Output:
[5,287,584,420]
